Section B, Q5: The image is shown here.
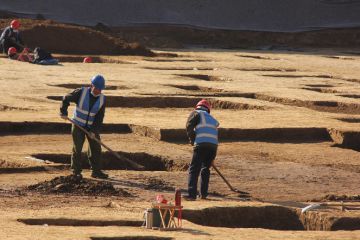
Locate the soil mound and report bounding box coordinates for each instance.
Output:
[313,194,360,202]
[0,19,153,55]
[0,11,17,19]
[27,175,132,196]
[143,177,175,191]
[114,25,360,49]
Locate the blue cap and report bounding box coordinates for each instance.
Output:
[91,75,105,90]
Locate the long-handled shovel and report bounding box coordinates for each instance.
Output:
[65,117,145,170]
[212,163,249,195]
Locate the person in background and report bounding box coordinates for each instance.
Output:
[185,99,219,200]
[7,47,33,62]
[0,19,24,54]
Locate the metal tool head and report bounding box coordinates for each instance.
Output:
[301,203,322,213]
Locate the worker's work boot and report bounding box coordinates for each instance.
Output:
[71,171,83,180]
[199,195,207,200]
[91,170,109,179]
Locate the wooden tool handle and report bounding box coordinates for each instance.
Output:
[66,117,145,170]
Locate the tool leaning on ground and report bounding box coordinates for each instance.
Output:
[301,202,360,213]
[211,163,249,195]
[65,116,145,170]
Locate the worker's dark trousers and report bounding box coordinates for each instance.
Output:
[188,143,217,198]
[71,124,101,173]
[0,39,22,54]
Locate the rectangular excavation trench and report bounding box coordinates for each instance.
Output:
[17,218,173,240]
[336,117,360,123]
[165,84,224,92]
[262,74,333,79]
[144,92,257,98]
[163,84,257,98]
[0,166,54,174]
[174,74,224,81]
[17,206,360,231]
[140,127,332,143]
[236,55,281,60]
[48,83,130,91]
[245,93,360,115]
[302,87,339,94]
[0,122,341,147]
[17,218,143,227]
[262,73,360,89]
[236,67,297,72]
[338,94,360,99]
[144,67,214,71]
[3,121,357,158]
[48,91,360,114]
[0,121,131,136]
[328,128,360,151]
[30,151,187,171]
[182,206,360,231]
[46,96,267,110]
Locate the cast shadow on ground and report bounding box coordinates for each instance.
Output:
[176,227,212,236]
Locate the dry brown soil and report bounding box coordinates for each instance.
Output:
[0,19,152,55]
[1,23,360,238]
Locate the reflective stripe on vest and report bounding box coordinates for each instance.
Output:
[194,110,219,145]
[72,87,104,127]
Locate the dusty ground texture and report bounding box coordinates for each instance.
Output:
[1,44,360,239]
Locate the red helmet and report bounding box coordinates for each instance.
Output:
[83,57,92,63]
[10,19,20,30]
[196,99,211,112]
[7,47,17,56]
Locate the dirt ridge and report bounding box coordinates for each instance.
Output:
[0,19,153,55]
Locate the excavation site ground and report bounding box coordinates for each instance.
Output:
[2,27,360,239]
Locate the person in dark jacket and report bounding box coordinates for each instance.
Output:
[0,20,24,54]
[185,99,219,200]
[32,47,59,65]
[60,75,108,179]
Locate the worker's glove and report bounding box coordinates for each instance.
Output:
[88,132,96,140]
[60,114,68,120]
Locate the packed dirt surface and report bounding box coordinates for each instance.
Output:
[1,33,360,239]
[143,177,175,191]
